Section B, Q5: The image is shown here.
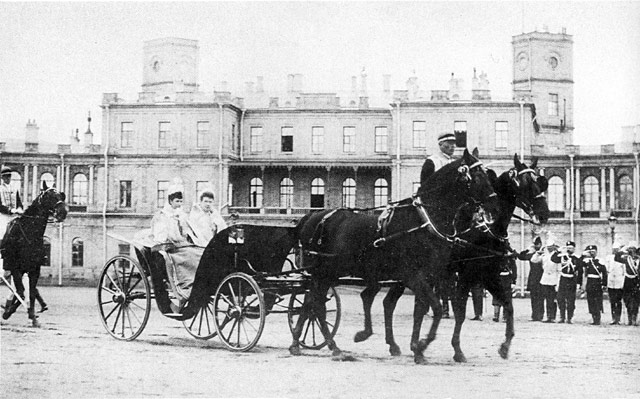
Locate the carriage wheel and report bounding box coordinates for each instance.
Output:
[213,273,266,352]
[287,286,341,350]
[182,296,217,340]
[97,255,151,341]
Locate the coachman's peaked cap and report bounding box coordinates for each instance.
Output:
[437,133,456,143]
[1,166,12,176]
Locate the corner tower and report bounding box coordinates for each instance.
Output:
[142,38,199,94]
[512,28,573,142]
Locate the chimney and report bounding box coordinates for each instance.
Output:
[383,74,391,94]
[360,68,367,96]
[287,74,294,93]
[293,74,303,92]
[245,81,255,94]
[25,119,39,143]
[256,76,264,93]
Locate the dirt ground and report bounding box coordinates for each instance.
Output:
[1,285,638,398]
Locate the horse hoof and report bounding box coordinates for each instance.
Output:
[414,354,428,365]
[389,344,402,356]
[453,353,467,363]
[417,339,429,353]
[331,348,343,357]
[499,343,510,359]
[353,330,372,343]
[289,345,302,356]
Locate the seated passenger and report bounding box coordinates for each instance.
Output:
[151,185,190,245]
[188,190,228,247]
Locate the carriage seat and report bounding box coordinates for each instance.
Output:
[154,244,204,304]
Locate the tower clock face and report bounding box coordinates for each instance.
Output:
[517,52,529,71]
[152,60,160,72]
[548,56,558,70]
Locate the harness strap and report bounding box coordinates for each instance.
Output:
[310,209,339,246]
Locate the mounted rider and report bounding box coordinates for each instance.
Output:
[0,166,23,242]
[419,132,456,192]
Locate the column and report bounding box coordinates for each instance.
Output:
[565,168,571,210]
[23,164,29,202]
[32,164,38,199]
[56,166,62,189]
[600,167,606,212]
[89,165,95,205]
[574,168,581,212]
[65,165,70,198]
[609,167,615,211]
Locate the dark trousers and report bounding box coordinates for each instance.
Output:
[470,284,484,317]
[622,278,639,319]
[608,288,623,322]
[529,283,544,321]
[540,284,557,320]
[557,278,576,321]
[586,279,604,316]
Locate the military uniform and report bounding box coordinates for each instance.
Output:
[551,243,581,323]
[492,257,517,322]
[615,245,639,326]
[606,246,625,325]
[580,245,608,325]
[539,246,560,322]
[518,241,545,321]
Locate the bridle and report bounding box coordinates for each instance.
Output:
[510,167,545,226]
[25,187,66,222]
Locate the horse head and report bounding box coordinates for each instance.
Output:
[502,154,550,226]
[31,181,68,222]
[422,148,497,234]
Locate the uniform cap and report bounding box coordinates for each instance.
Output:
[627,241,638,250]
[585,244,597,251]
[1,166,12,176]
[533,236,542,245]
[565,240,576,248]
[612,241,623,249]
[437,133,456,143]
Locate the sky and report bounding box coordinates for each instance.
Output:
[0,1,639,146]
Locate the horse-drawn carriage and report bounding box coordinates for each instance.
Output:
[97,224,341,352]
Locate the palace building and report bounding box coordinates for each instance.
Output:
[1,29,639,289]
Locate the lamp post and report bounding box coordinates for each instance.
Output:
[608,212,618,247]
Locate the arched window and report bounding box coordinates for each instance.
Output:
[42,236,51,267]
[617,175,633,210]
[72,238,84,267]
[72,173,88,205]
[342,178,356,208]
[581,175,599,211]
[374,178,389,207]
[547,176,564,212]
[250,178,263,208]
[280,178,293,208]
[310,178,325,208]
[40,172,55,189]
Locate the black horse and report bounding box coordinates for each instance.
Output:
[354,154,549,362]
[291,149,498,363]
[1,182,68,325]
[449,154,549,362]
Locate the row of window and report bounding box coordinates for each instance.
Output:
[41,237,83,267]
[121,121,238,150]
[248,177,390,208]
[545,175,633,211]
[8,172,88,205]
[250,126,389,154]
[412,121,510,149]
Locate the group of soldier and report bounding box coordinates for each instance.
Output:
[521,236,639,326]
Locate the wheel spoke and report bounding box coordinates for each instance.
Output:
[126,275,143,295]
[100,285,118,296]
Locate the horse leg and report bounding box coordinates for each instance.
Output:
[313,282,344,358]
[2,270,25,320]
[27,269,41,327]
[354,283,380,343]
[382,283,405,356]
[408,280,441,364]
[485,278,514,359]
[289,291,312,356]
[451,280,471,363]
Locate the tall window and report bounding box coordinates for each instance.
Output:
[40,172,55,189]
[197,121,210,148]
[310,178,325,208]
[250,127,263,152]
[581,175,599,211]
[250,178,263,208]
[343,127,356,153]
[374,178,389,207]
[375,126,388,153]
[121,122,133,148]
[72,173,88,205]
[280,178,294,208]
[42,237,51,267]
[119,180,132,208]
[548,94,559,116]
[72,238,84,267]
[342,178,356,208]
[158,121,171,148]
[454,121,467,135]
[495,121,509,149]
[231,124,239,153]
[547,176,564,211]
[157,181,169,208]
[281,127,293,152]
[413,121,426,148]
[312,126,324,154]
[617,175,633,209]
